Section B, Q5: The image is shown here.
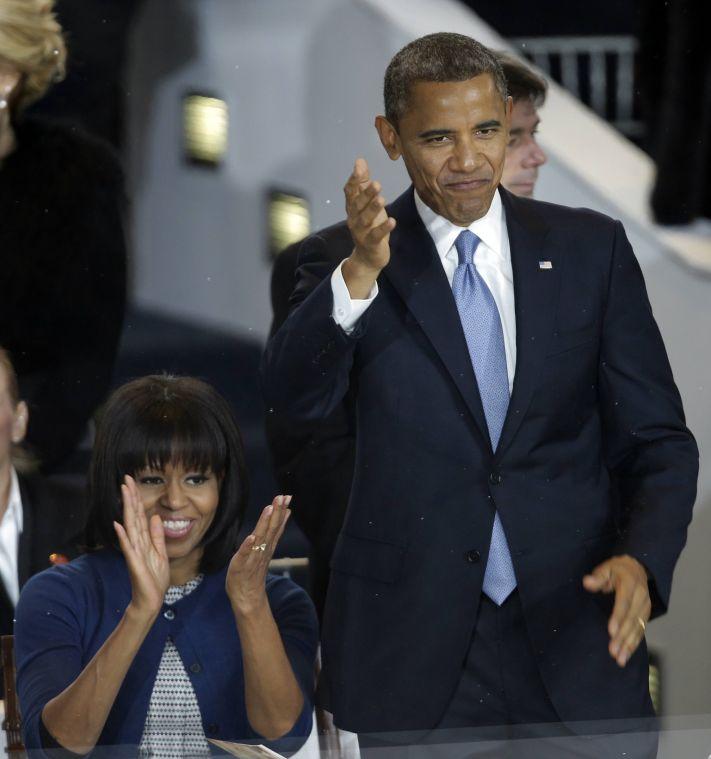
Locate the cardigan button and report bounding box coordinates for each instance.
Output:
[163,608,176,621]
[189,662,202,674]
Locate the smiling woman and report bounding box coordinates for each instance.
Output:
[13,375,318,757]
[86,375,248,576]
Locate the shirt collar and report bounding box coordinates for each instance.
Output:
[5,467,23,534]
[414,187,505,263]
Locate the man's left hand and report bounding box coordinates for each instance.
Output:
[582,555,651,667]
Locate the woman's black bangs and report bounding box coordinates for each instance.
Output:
[115,399,228,478]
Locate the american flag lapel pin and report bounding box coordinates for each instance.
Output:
[538,261,553,270]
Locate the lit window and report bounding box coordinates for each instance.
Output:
[182,93,229,166]
[268,191,311,257]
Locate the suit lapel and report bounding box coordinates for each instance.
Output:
[383,188,492,450]
[495,188,558,459]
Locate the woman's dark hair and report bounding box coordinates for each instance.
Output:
[85,374,249,573]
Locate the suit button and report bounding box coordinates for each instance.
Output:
[189,662,202,674]
[489,472,502,485]
[465,550,481,564]
[208,723,219,735]
[163,609,175,621]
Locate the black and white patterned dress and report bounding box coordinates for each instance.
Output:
[138,575,211,758]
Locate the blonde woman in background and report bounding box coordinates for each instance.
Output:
[0,0,126,474]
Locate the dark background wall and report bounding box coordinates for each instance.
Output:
[461,1,639,36]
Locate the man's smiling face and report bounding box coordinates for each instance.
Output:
[376,74,511,226]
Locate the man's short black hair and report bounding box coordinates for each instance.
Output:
[495,51,547,107]
[85,374,249,573]
[384,32,508,127]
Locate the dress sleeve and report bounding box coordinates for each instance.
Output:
[14,564,89,753]
[266,576,319,739]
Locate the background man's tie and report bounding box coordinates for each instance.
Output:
[452,229,517,606]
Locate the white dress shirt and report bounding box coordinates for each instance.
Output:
[331,189,517,393]
[0,468,23,607]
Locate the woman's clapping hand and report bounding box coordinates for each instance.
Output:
[226,494,291,615]
[113,475,170,619]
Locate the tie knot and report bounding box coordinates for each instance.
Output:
[455,230,481,266]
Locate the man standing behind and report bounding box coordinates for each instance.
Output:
[497,52,548,197]
[262,33,697,735]
[0,347,84,692]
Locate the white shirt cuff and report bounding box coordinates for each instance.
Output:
[331,260,379,334]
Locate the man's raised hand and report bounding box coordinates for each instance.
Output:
[342,158,396,299]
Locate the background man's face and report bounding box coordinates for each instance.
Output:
[501,98,547,197]
[0,365,25,471]
[383,75,510,226]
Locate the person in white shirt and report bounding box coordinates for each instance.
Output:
[0,347,83,651]
[496,52,548,198]
[264,52,550,629]
[262,31,697,746]
[0,349,29,610]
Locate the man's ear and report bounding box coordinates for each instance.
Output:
[375,115,402,161]
[504,95,513,132]
[12,400,27,445]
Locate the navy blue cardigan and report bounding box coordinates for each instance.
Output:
[14,549,318,753]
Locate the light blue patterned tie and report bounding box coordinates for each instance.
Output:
[452,229,517,606]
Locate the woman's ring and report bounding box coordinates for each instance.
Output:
[638,617,646,632]
[251,542,267,552]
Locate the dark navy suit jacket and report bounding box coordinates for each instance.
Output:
[261,186,698,733]
[0,473,85,640]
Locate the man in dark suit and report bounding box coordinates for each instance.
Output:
[266,53,551,623]
[261,33,698,736]
[0,348,84,647]
[266,242,355,622]
[0,478,84,634]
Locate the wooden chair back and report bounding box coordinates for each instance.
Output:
[1,634,24,754]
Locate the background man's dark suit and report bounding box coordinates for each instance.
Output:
[0,473,84,697]
[262,186,698,733]
[266,235,355,619]
[0,474,84,637]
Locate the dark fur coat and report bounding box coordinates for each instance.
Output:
[0,117,126,470]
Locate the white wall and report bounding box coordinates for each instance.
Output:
[127,0,408,336]
[127,0,711,717]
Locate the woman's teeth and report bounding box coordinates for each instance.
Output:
[162,519,192,536]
